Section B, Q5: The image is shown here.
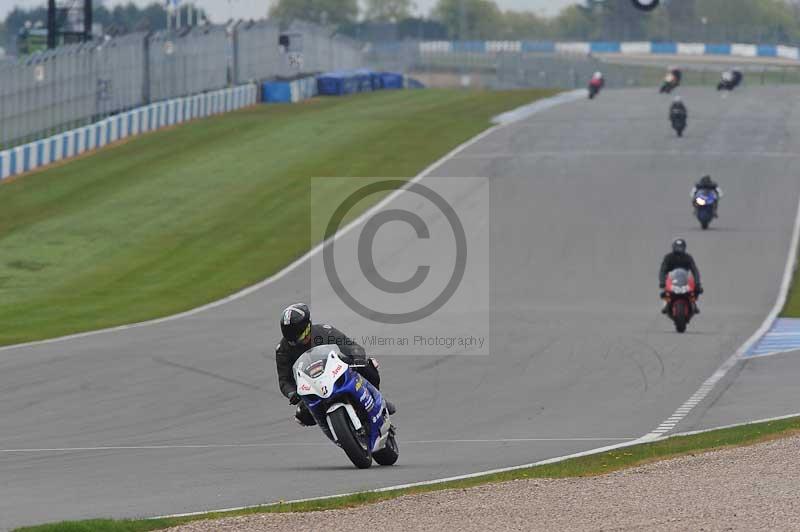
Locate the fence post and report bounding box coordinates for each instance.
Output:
[232,22,240,86]
[143,33,152,104]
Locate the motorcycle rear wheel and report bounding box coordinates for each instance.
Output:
[329,408,372,469]
[373,427,399,466]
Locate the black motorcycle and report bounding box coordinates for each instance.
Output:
[670,110,687,137]
[718,70,743,91]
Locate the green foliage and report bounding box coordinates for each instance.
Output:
[268,0,360,27]
[3,2,172,40]
[432,0,504,40]
[364,0,415,23]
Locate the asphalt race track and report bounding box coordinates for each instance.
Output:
[1,86,799,530]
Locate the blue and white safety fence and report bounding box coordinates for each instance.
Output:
[745,318,800,358]
[394,40,800,61]
[0,83,257,182]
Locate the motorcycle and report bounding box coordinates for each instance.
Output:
[660,74,679,94]
[588,79,604,99]
[671,111,686,137]
[662,268,697,333]
[293,344,398,469]
[693,189,718,229]
[718,71,743,91]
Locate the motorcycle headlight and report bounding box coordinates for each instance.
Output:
[695,198,707,206]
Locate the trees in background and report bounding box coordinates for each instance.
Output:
[268,0,359,27]
[4,0,800,45]
[432,0,503,40]
[364,0,415,23]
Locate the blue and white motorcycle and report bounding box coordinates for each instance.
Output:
[293,344,398,469]
[693,189,718,230]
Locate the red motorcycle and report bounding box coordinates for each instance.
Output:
[662,268,696,333]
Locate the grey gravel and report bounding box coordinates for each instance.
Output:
[165,434,800,532]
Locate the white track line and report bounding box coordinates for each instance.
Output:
[152,411,800,521]
[743,348,800,360]
[0,438,636,454]
[641,195,800,441]
[0,92,586,355]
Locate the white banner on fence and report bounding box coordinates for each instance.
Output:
[677,43,705,55]
[620,42,650,54]
[555,42,591,55]
[731,43,757,57]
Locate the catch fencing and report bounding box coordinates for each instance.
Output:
[367,40,800,90]
[0,20,364,150]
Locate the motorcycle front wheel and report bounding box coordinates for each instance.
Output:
[673,300,688,333]
[329,408,372,469]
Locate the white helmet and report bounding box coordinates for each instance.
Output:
[593,71,603,79]
[722,71,733,81]
[673,95,682,103]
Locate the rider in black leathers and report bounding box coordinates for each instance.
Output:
[275,303,394,426]
[669,96,687,135]
[659,239,703,314]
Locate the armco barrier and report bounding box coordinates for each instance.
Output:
[0,84,257,181]
[262,76,318,103]
[316,70,406,97]
[409,40,800,61]
[260,69,408,104]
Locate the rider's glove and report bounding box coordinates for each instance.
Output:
[288,391,301,405]
[696,286,704,295]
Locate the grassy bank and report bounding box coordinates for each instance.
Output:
[15,415,800,532]
[0,89,557,346]
[781,253,800,317]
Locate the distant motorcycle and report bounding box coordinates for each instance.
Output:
[588,74,604,99]
[660,79,678,94]
[293,344,398,469]
[660,70,681,94]
[693,189,718,229]
[671,111,687,137]
[718,70,743,91]
[662,268,697,333]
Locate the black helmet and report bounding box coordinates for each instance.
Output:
[280,303,311,346]
[700,175,713,186]
[672,238,687,253]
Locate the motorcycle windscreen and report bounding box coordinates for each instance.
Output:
[669,268,690,288]
[292,344,345,379]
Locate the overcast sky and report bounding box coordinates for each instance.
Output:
[0,0,580,25]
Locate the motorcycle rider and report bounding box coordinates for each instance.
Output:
[691,175,723,217]
[659,239,703,314]
[275,303,395,426]
[590,71,604,88]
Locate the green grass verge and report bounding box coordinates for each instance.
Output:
[781,256,800,317]
[15,415,800,532]
[0,89,557,346]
